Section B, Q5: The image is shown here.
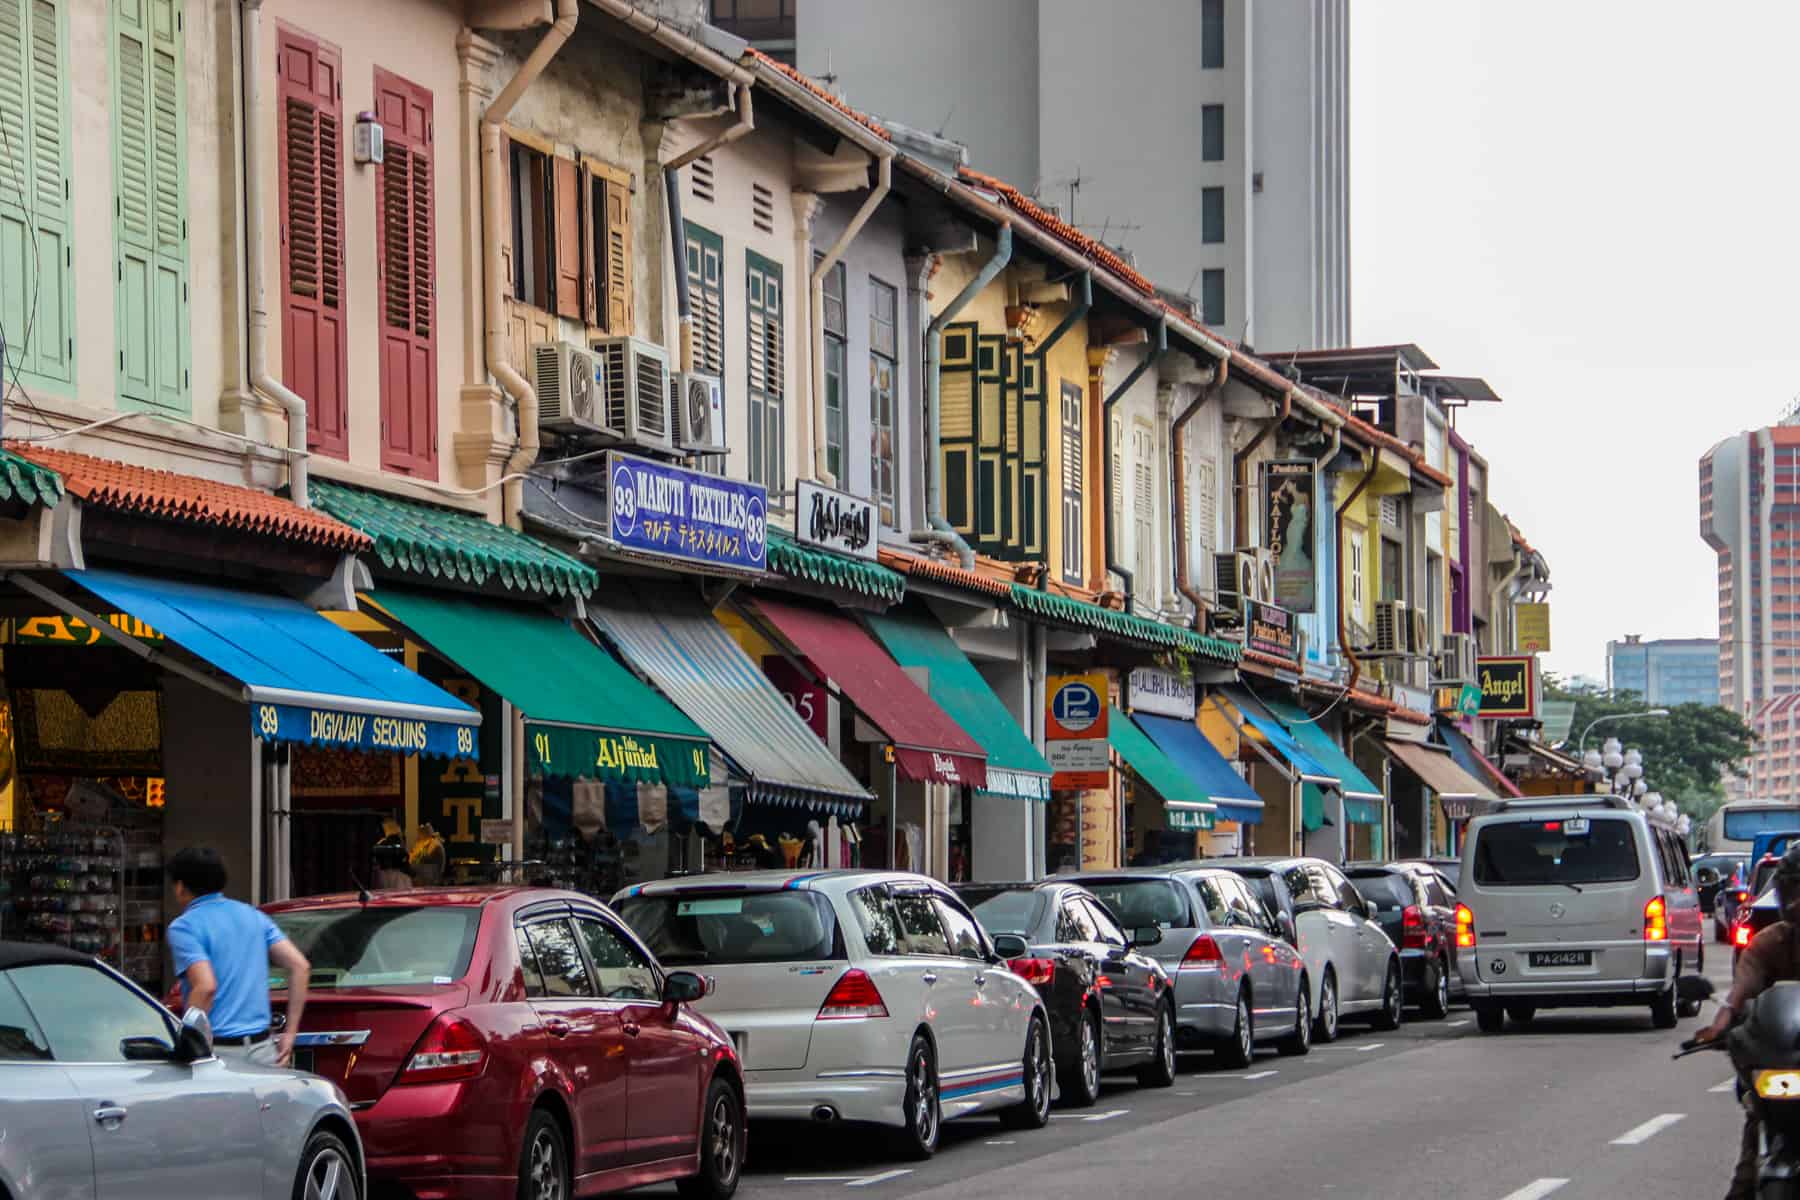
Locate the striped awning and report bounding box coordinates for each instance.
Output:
[588,587,872,818]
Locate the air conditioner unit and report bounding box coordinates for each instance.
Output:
[591,335,673,453]
[1410,609,1433,658]
[530,341,605,436]
[1244,547,1277,604]
[1437,632,1477,684]
[1213,550,1253,610]
[1372,599,1409,656]
[672,370,726,455]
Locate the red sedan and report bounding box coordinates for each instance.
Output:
[262,887,745,1200]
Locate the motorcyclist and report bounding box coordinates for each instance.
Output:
[1700,842,1800,1199]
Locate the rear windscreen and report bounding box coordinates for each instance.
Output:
[959,888,1045,936]
[616,891,843,966]
[1079,880,1191,929]
[269,906,479,989]
[1725,809,1800,841]
[1348,874,1414,912]
[1471,818,1641,886]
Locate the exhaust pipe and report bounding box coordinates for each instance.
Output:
[811,1105,839,1123]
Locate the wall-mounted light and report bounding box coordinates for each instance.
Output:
[353,112,384,165]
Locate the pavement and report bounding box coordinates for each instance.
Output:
[641,949,1742,1199]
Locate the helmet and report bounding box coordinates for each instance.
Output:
[1774,844,1800,923]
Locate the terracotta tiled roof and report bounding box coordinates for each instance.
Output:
[876,545,1013,599]
[7,443,370,553]
[960,168,1158,296]
[743,48,891,140]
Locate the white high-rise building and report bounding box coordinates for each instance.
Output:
[710,0,1350,353]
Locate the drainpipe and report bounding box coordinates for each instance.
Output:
[1335,450,1378,692]
[1489,561,1523,652]
[486,0,579,530]
[912,224,1013,569]
[665,85,755,373]
[1033,270,1091,360]
[1233,389,1291,548]
[1173,358,1228,624]
[239,0,309,507]
[810,151,893,486]
[1102,317,1167,612]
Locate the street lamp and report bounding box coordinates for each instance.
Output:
[1577,709,1671,758]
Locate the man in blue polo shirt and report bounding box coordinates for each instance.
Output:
[167,846,311,1066]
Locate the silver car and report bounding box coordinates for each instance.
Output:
[0,942,363,1199]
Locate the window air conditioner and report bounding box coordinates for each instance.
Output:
[590,335,673,453]
[673,371,726,455]
[1372,599,1409,656]
[531,341,605,436]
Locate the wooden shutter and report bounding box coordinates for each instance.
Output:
[684,221,723,373]
[1021,354,1045,560]
[112,0,189,412]
[974,333,1004,551]
[1132,420,1155,591]
[276,26,347,458]
[746,250,783,490]
[1059,379,1083,585]
[600,165,633,334]
[0,0,75,386]
[939,323,976,535]
[551,155,581,319]
[374,68,435,478]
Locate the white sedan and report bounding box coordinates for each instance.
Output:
[616,869,1052,1157]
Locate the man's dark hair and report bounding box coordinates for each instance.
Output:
[168,847,227,896]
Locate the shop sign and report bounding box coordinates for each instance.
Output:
[1457,683,1483,719]
[526,723,710,788]
[796,480,876,561]
[479,819,512,845]
[1391,681,1432,716]
[1048,737,1109,790]
[1129,666,1196,720]
[1516,603,1552,653]
[983,766,1050,802]
[255,702,479,760]
[12,613,163,646]
[1263,460,1317,613]
[608,451,767,572]
[1477,656,1537,719]
[1048,674,1109,740]
[1244,600,1300,669]
[1166,806,1215,833]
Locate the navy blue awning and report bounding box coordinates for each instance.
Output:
[1132,713,1265,826]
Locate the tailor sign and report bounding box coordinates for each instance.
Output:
[608,451,767,572]
[254,702,479,760]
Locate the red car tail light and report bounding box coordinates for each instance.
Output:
[399,1016,487,1085]
[1181,934,1226,971]
[1401,905,1429,949]
[1735,922,1753,948]
[1738,891,1751,904]
[1008,958,1056,987]
[817,969,889,1020]
[1644,896,1668,942]
[1454,903,1476,949]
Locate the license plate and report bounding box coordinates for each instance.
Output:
[1528,950,1592,968]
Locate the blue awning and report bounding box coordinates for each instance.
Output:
[1262,700,1385,801]
[1221,687,1339,787]
[1131,713,1265,825]
[61,568,479,758]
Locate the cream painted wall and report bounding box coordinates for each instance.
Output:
[1102,348,1161,608]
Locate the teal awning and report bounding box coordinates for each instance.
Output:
[1262,700,1384,800]
[1108,706,1215,829]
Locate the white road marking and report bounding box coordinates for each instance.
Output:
[1711,1079,1738,1093]
[783,1177,865,1184]
[1355,1042,1386,1053]
[984,1139,1017,1145]
[1229,1069,1278,1079]
[847,1169,914,1188]
[1611,1113,1687,1145]
[1447,1019,1470,1028]
[1054,1108,1130,1122]
[1497,1178,1569,1200]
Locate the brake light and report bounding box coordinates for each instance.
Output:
[1739,891,1751,903]
[818,969,889,1020]
[1644,896,1668,942]
[1181,934,1226,971]
[1401,905,1429,949]
[399,1016,487,1085]
[1735,922,1753,948]
[1455,903,1476,949]
[1008,957,1056,987]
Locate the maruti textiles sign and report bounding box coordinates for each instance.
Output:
[796,480,877,561]
[254,703,478,760]
[1476,656,1537,719]
[608,451,768,572]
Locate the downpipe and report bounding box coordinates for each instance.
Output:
[666,85,754,373]
[809,151,893,486]
[1335,449,1377,692]
[1101,318,1167,612]
[1233,391,1292,548]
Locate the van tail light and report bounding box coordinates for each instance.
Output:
[1735,922,1753,949]
[817,969,889,1020]
[1738,891,1751,904]
[1181,934,1226,971]
[1454,903,1476,949]
[1008,958,1056,987]
[399,1016,487,1085]
[1644,896,1668,942]
[1401,905,1429,949]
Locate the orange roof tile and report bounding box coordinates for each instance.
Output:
[744,48,891,140]
[8,444,370,553]
[876,545,1013,599]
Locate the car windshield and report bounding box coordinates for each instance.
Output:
[1229,869,1283,917]
[1471,818,1641,886]
[616,891,842,966]
[958,888,1046,936]
[1079,880,1190,929]
[269,906,480,989]
[1348,873,1414,912]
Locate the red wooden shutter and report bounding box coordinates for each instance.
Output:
[374,68,436,478]
[551,155,582,320]
[276,26,348,459]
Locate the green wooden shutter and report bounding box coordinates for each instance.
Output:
[112,0,188,412]
[939,322,976,536]
[975,332,1004,552]
[0,0,74,387]
[1021,353,1045,561]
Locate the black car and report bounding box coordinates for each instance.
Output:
[1345,862,1462,1019]
[1693,853,1750,939]
[1394,856,1462,891]
[1735,858,1784,961]
[955,881,1175,1107]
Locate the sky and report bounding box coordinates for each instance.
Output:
[1350,2,1800,683]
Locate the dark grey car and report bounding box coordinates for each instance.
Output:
[0,942,363,1199]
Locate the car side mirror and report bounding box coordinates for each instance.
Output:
[121,1036,174,1062]
[1131,926,1164,949]
[990,933,1030,960]
[173,1008,213,1063]
[662,971,709,1006]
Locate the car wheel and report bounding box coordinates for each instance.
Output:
[517,1110,570,1200]
[1650,986,1679,1030]
[1276,973,1312,1056]
[677,1076,745,1200]
[1373,961,1403,1031]
[1419,956,1451,1020]
[1137,1001,1177,1087]
[1217,988,1254,1069]
[1312,970,1340,1044]
[1678,952,1705,1019]
[1474,1003,1505,1034]
[1058,1006,1102,1108]
[1000,1015,1053,1130]
[1505,1002,1536,1025]
[292,1128,359,1200]
[893,1034,941,1160]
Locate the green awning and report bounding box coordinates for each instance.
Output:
[0,449,63,510]
[766,529,905,605]
[864,611,1052,802]
[1108,706,1216,829]
[1007,584,1241,664]
[1262,700,1384,800]
[1345,797,1383,826]
[313,479,598,600]
[367,588,708,787]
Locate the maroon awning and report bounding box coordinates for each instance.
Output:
[747,597,988,788]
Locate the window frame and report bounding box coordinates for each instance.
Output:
[570,909,663,1005]
[890,885,953,957]
[8,961,177,1065]
[1201,103,1225,162]
[1201,186,1226,245]
[870,276,899,522]
[1201,0,1225,69]
[932,892,990,961]
[517,914,596,999]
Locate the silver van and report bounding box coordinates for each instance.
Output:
[1457,795,1707,1033]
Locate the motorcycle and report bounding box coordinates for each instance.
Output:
[1676,976,1800,1199]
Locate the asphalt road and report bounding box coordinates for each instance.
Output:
[644,951,1744,1200]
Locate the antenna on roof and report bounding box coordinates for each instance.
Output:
[933,104,957,138]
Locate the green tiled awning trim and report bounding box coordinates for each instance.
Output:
[1007,584,1241,662]
[312,479,597,599]
[767,529,905,604]
[0,450,63,509]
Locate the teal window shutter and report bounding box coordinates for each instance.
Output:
[0,0,75,388]
[112,0,189,413]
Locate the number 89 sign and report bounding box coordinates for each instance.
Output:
[1047,674,1109,741]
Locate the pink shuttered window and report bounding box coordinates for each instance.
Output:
[374,68,435,478]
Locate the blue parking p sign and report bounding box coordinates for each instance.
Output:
[1047,674,1109,740]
